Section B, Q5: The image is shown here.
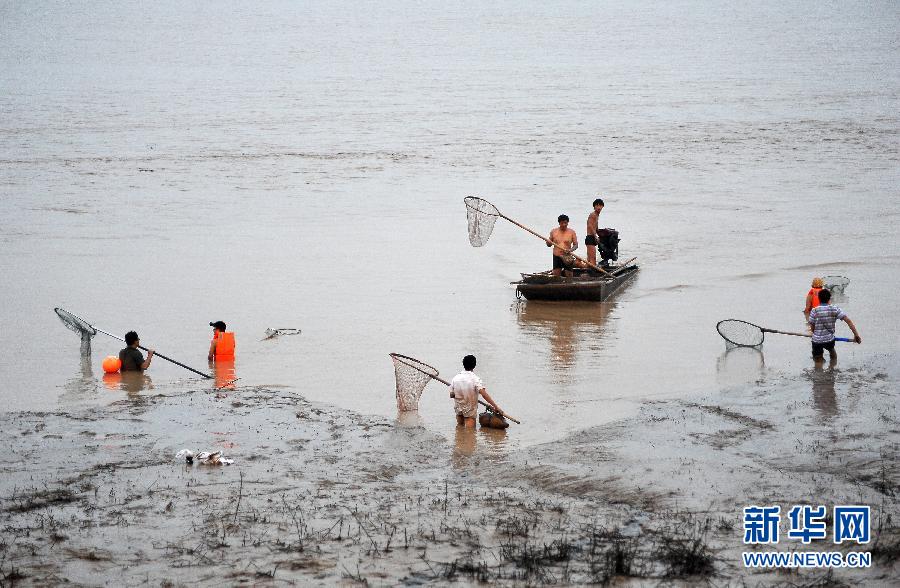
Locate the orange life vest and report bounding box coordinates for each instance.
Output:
[808,287,822,309]
[213,331,235,358]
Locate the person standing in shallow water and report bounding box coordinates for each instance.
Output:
[804,277,825,322]
[548,214,578,277]
[119,331,154,371]
[208,320,235,362]
[449,355,504,428]
[585,198,604,266]
[807,289,861,364]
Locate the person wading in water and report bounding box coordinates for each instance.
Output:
[808,289,861,365]
[208,320,235,362]
[119,331,154,372]
[449,355,504,429]
[804,277,824,323]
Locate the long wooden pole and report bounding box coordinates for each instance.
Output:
[761,327,852,342]
[610,257,637,276]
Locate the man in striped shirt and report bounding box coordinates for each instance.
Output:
[807,289,861,363]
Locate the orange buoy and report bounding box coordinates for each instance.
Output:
[102,355,122,374]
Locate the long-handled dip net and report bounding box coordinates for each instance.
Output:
[388,352,520,424]
[716,319,853,349]
[264,327,302,340]
[390,353,440,411]
[56,307,98,356]
[464,196,622,277]
[55,307,213,379]
[822,275,850,293]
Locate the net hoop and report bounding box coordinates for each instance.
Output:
[389,353,440,412]
[716,319,764,348]
[264,327,302,339]
[821,275,850,292]
[54,307,98,338]
[464,196,500,217]
[464,196,501,247]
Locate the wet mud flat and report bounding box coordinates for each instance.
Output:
[1,360,898,586]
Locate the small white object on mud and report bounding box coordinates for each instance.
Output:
[175,448,234,466]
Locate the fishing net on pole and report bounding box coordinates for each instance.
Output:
[55,307,97,356]
[822,275,850,293]
[264,328,302,340]
[464,196,500,247]
[389,353,439,411]
[716,319,764,348]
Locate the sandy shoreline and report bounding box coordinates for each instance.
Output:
[1,357,898,586]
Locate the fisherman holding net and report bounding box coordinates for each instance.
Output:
[119,331,154,371]
[808,289,861,364]
[548,214,578,277]
[450,355,504,428]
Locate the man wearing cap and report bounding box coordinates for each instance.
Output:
[208,321,235,361]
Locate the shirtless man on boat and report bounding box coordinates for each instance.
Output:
[585,198,604,266]
[548,214,578,277]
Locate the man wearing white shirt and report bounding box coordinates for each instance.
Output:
[449,355,504,428]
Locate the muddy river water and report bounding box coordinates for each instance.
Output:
[1,2,899,584]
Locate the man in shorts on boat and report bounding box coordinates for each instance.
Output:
[449,355,504,428]
[119,331,154,371]
[585,197,604,266]
[548,214,578,277]
[807,289,861,364]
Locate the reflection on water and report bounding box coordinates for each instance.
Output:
[809,360,838,422]
[451,426,477,469]
[213,359,238,390]
[396,410,425,428]
[102,372,153,394]
[477,425,510,462]
[61,354,97,399]
[450,420,511,470]
[716,347,766,388]
[514,301,615,381]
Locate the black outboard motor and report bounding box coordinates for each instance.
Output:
[595,228,619,264]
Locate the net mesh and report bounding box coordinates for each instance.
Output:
[264,328,302,339]
[55,307,97,356]
[464,196,500,247]
[716,319,764,348]
[390,353,439,411]
[822,275,850,293]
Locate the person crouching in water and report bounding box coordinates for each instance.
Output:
[449,355,504,428]
[208,320,235,362]
[807,289,861,364]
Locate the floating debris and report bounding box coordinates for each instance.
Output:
[263,328,302,340]
[175,448,234,466]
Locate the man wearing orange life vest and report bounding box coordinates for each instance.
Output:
[804,277,825,322]
[208,321,235,361]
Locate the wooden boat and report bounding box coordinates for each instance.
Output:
[513,263,639,301]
